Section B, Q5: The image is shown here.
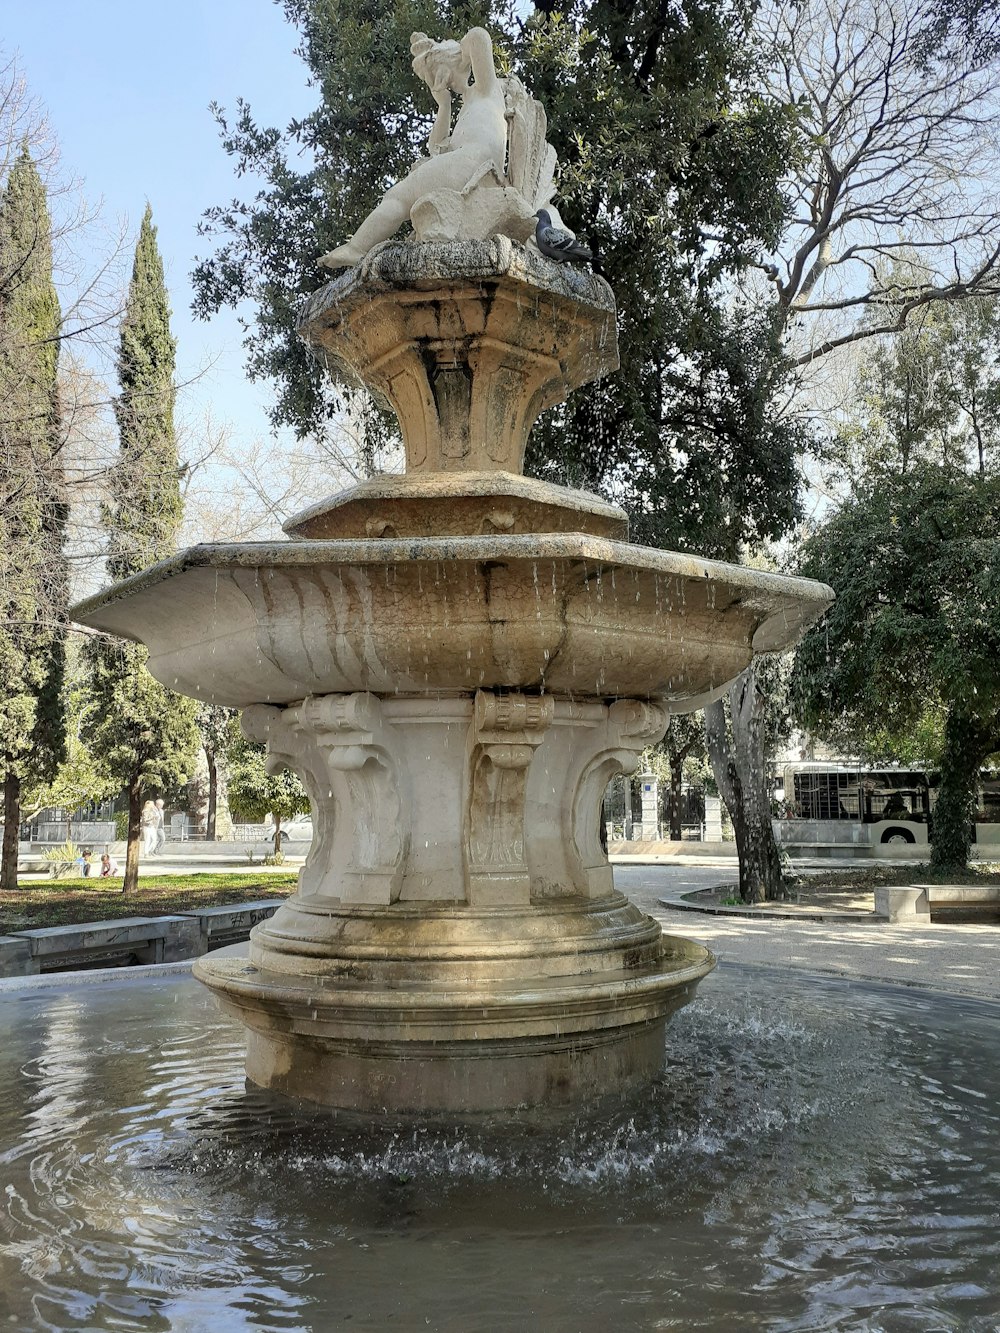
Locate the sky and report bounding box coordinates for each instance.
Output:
[5,0,313,449]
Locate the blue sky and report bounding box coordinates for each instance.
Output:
[6,0,312,445]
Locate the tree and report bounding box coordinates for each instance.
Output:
[20,642,117,837]
[195,704,235,841]
[193,2,805,546]
[659,714,709,841]
[762,0,1000,363]
[793,303,1000,872]
[700,0,1000,902]
[0,144,68,891]
[794,465,1000,871]
[82,206,199,893]
[225,717,308,856]
[915,0,1000,62]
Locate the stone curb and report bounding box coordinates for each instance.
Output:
[659,890,875,924]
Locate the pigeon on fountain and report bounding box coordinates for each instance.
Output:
[533,210,592,264]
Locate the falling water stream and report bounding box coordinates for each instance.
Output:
[1,964,997,1331]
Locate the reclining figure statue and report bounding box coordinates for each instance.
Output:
[319,26,567,269]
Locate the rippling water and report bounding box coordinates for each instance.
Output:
[0,964,998,1331]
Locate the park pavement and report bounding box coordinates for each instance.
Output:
[614,863,1000,1004]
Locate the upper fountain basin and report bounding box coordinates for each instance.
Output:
[71,534,833,707]
[297,238,619,477]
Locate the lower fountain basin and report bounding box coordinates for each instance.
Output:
[71,532,833,706]
[3,963,998,1330]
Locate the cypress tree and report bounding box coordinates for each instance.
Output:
[0,144,68,891]
[83,205,198,893]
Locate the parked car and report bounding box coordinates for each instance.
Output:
[276,814,314,843]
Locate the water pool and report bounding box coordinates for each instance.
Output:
[0,964,997,1331]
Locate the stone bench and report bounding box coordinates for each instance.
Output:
[874,883,1000,922]
[0,900,287,978]
[915,883,1000,906]
[0,936,35,977]
[178,900,283,953]
[874,886,930,923]
[6,915,203,974]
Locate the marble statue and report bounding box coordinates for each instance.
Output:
[319,26,565,268]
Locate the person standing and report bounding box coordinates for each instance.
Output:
[154,798,166,854]
[141,800,158,855]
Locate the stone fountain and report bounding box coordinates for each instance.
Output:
[72,28,832,1114]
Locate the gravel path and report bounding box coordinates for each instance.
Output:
[614,863,1000,1003]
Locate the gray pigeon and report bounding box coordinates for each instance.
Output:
[534,209,592,264]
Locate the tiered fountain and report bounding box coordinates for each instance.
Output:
[72,27,832,1114]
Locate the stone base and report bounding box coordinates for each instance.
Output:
[194,900,714,1113]
[242,1017,669,1113]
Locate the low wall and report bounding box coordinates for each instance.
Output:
[609,840,735,858]
[0,899,284,977]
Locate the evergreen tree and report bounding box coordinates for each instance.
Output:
[0,144,68,891]
[83,205,198,893]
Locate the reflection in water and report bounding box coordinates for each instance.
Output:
[0,966,998,1331]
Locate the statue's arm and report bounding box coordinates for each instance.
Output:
[460,27,498,93]
[427,88,453,155]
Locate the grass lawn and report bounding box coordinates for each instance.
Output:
[1,873,299,932]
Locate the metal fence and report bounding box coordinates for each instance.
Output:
[23,822,117,846]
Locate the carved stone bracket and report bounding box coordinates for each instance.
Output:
[467,690,554,906]
[525,698,669,900]
[242,693,408,906]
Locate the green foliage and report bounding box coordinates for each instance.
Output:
[22,645,118,819]
[835,297,1000,484]
[795,465,1000,737]
[916,0,1000,64]
[83,637,200,795]
[41,840,82,878]
[107,204,184,578]
[794,453,1000,869]
[0,145,68,795]
[225,716,309,826]
[193,0,808,555]
[83,207,199,837]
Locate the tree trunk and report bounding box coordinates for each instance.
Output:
[1,772,22,892]
[930,710,994,874]
[273,813,282,858]
[206,748,218,841]
[123,774,143,895]
[705,666,788,903]
[668,758,684,840]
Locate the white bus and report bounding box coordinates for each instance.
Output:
[774,762,1000,854]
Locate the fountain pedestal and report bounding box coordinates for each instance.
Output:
[72,240,832,1113]
[198,687,713,1110]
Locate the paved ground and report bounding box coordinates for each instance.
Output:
[615,864,1000,1003]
